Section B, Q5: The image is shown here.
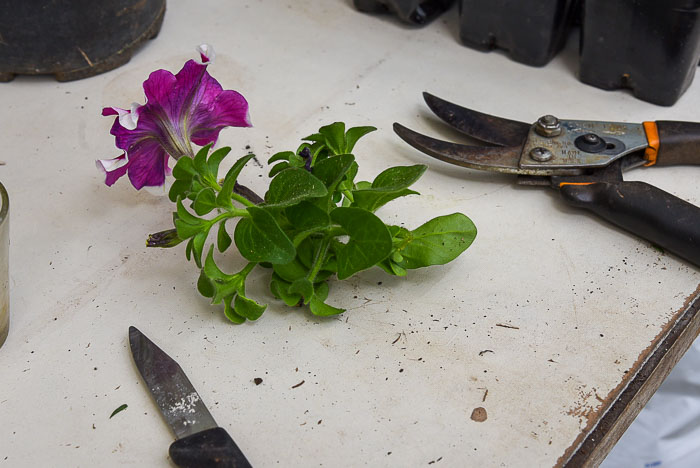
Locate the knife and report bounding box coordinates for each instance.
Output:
[128,326,252,468]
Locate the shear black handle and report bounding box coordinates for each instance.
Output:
[169,427,252,468]
[653,121,700,166]
[559,181,700,267]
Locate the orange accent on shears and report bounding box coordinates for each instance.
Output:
[643,121,659,166]
[559,182,595,187]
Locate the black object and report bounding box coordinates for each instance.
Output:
[457,0,580,66]
[579,0,700,106]
[394,93,700,267]
[353,0,455,25]
[169,427,252,468]
[354,1,700,105]
[0,0,165,82]
[561,182,700,265]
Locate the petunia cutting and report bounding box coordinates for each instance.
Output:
[97,45,251,190]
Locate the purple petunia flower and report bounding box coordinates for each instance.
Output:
[97,45,251,190]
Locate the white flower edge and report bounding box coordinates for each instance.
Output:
[196,44,215,65]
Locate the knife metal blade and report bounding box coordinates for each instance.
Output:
[129,326,252,467]
[129,326,218,439]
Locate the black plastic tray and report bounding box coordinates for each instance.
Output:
[579,0,700,106]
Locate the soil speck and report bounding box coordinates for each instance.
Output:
[470,407,487,422]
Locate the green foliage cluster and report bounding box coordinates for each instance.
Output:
[148,123,476,323]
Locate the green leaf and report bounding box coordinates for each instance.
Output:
[309,296,345,316]
[193,144,211,175]
[294,239,336,281]
[268,151,295,164]
[217,221,232,252]
[224,297,246,324]
[176,197,204,225]
[388,225,405,237]
[372,165,427,190]
[312,154,355,189]
[338,161,359,194]
[172,156,197,181]
[330,207,392,280]
[392,263,408,276]
[174,199,208,239]
[346,161,359,182]
[206,147,232,180]
[270,274,302,307]
[376,258,407,277]
[352,188,419,213]
[273,259,308,282]
[309,142,326,166]
[314,281,329,301]
[268,161,290,178]
[319,122,346,155]
[203,247,245,304]
[197,269,215,298]
[289,278,314,304]
[351,165,427,212]
[188,179,205,200]
[234,206,295,264]
[169,179,193,203]
[193,187,217,215]
[295,236,319,269]
[288,154,305,168]
[234,294,266,321]
[285,201,330,243]
[302,132,323,143]
[217,154,255,208]
[109,404,128,419]
[185,238,193,261]
[344,126,376,153]
[264,168,328,208]
[315,266,336,281]
[191,229,208,268]
[223,153,256,182]
[397,213,477,269]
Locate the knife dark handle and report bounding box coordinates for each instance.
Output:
[559,181,700,267]
[169,427,252,468]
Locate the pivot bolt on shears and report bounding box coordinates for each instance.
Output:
[394,93,700,267]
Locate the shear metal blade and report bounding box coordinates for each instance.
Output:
[393,123,526,174]
[423,92,530,147]
[129,326,218,440]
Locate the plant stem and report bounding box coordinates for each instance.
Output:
[211,210,248,225]
[306,237,331,283]
[231,192,256,208]
[235,262,257,296]
[239,261,256,276]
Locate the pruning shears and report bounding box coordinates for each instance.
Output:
[394,93,700,267]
